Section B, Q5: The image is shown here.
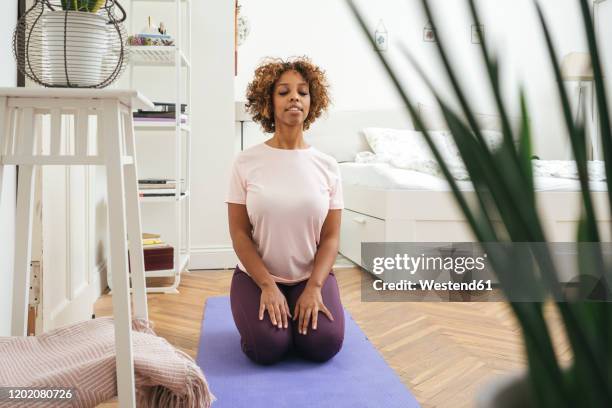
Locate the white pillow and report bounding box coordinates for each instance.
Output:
[363,128,426,157]
[362,127,469,179]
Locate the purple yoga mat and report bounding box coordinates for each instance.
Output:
[196,296,420,408]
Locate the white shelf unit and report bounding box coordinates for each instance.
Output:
[129,46,191,67]
[127,0,192,294]
[134,120,191,132]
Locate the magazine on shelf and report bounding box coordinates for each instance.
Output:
[139,183,177,190]
[139,178,184,184]
[139,179,184,188]
[139,188,184,194]
[139,192,186,197]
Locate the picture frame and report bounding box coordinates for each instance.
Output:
[471,24,484,44]
[423,22,436,43]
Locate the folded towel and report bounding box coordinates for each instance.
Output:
[0,317,215,408]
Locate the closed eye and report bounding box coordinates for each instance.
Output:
[278,91,309,96]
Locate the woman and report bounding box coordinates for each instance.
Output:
[225,57,345,365]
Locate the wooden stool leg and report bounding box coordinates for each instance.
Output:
[122,112,148,321]
[0,96,6,210]
[11,165,35,336]
[102,100,136,408]
[11,108,36,337]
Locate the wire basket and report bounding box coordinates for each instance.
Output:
[13,0,128,88]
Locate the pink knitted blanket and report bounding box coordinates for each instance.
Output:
[0,317,215,407]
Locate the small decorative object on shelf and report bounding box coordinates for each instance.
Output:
[128,35,174,46]
[128,16,174,46]
[13,0,128,88]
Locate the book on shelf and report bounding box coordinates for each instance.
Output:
[139,178,184,184]
[138,179,185,196]
[143,238,164,246]
[140,192,186,198]
[142,234,170,249]
[152,102,187,113]
[133,117,188,125]
[134,102,188,123]
[139,188,184,194]
[133,112,188,120]
[143,243,171,249]
[139,183,177,190]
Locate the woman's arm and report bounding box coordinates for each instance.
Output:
[228,203,291,328]
[228,203,275,288]
[308,209,342,289]
[294,209,342,335]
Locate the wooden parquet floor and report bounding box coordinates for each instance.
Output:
[94,267,570,408]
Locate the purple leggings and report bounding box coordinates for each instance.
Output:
[230,266,345,365]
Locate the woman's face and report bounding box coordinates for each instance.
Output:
[272,70,311,130]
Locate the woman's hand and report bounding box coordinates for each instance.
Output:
[293,285,334,335]
[259,282,291,329]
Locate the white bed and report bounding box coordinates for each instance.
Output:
[305,106,611,269]
[340,162,610,192]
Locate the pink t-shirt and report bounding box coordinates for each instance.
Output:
[225,142,344,284]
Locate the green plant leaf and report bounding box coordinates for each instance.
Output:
[535,2,611,403]
[466,0,519,162]
[534,2,599,242]
[518,89,534,203]
[577,0,612,226]
[346,0,612,404]
[418,0,551,247]
[88,0,105,13]
[511,302,572,407]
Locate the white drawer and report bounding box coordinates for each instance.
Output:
[339,209,385,267]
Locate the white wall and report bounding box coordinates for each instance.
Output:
[235,0,612,159]
[0,0,17,336]
[189,0,236,267]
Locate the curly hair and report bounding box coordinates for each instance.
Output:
[245,56,331,133]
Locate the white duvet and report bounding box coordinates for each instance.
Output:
[340,162,608,192]
[532,160,606,181]
[355,151,607,182]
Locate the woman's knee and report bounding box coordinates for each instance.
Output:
[294,327,344,362]
[242,327,292,365]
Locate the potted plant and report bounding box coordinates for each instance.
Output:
[347,0,612,406]
[42,0,110,87]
